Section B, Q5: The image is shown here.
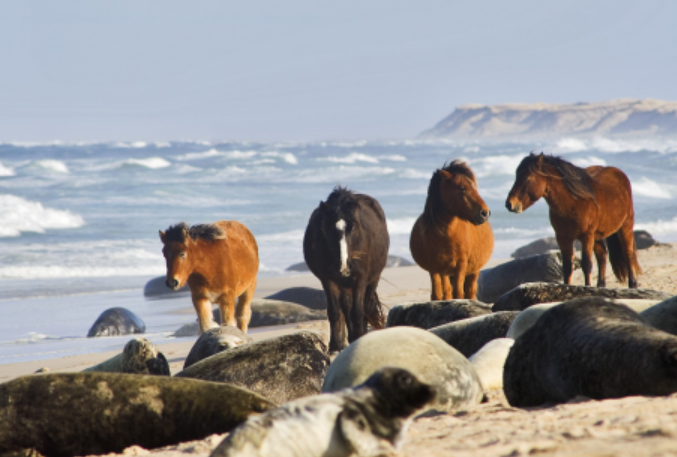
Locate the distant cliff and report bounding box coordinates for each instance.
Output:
[419,99,677,139]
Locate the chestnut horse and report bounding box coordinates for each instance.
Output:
[506,152,641,288]
[304,187,389,353]
[410,160,494,300]
[159,221,259,334]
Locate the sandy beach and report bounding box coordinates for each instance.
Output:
[2,244,677,456]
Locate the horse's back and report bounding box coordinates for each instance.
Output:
[587,166,634,221]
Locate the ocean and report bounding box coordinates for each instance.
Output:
[1,137,677,364]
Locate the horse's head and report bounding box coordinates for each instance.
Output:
[436,164,490,226]
[506,152,547,213]
[319,188,361,278]
[159,224,194,290]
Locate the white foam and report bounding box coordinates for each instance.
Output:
[399,169,430,179]
[387,217,417,235]
[571,156,607,167]
[468,154,524,177]
[378,154,407,162]
[113,141,150,149]
[295,166,395,183]
[554,137,588,153]
[0,265,163,279]
[176,149,224,161]
[122,157,171,169]
[261,151,298,165]
[636,216,677,236]
[551,137,677,154]
[0,162,15,177]
[0,194,85,237]
[31,160,70,173]
[631,177,671,199]
[257,229,305,243]
[319,153,380,164]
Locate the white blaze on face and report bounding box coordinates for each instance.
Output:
[336,219,350,277]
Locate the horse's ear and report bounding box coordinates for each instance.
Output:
[438,169,453,180]
[537,153,544,167]
[159,230,166,244]
[181,226,191,244]
[320,201,331,212]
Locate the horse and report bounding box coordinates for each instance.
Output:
[159,221,259,334]
[303,187,389,353]
[505,152,641,288]
[409,160,494,301]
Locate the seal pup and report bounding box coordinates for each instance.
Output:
[210,367,435,457]
[504,297,677,407]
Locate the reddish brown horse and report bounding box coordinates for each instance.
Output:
[159,221,259,334]
[506,152,641,288]
[410,160,494,300]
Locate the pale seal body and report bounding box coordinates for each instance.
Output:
[504,297,677,406]
[211,367,435,457]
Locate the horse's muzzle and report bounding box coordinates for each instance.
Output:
[473,209,490,225]
[166,278,180,290]
[505,200,522,213]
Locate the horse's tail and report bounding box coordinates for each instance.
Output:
[607,231,642,283]
[365,287,386,330]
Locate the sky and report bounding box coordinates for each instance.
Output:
[1,1,676,142]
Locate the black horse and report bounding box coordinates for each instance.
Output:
[304,187,389,353]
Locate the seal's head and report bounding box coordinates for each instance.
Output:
[363,367,436,417]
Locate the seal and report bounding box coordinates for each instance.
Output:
[492,282,671,312]
[322,326,483,412]
[83,337,169,375]
[183,326,253,369]
[87,307,146,337]
[640,296,677,336]
[210,367,435,457]
[429,311,519,357]
[468,338,514,390]
[176,331,329,405]
[0,372,274,457]
[503,297,677,406]
[264,287,328,310]
[386,299,491,330]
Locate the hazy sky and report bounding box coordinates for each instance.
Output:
[1,1,676,142]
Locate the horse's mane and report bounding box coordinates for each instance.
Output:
[422,160,476,232]
[163,222,225,244]
[518,153,596,201]
[325,186,359,223]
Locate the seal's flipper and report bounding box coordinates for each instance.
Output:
[338,404,395,456]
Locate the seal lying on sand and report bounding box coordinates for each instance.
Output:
[0,372,274,457]
[211,367,435,457]
[87,307,146,337]
[504,297,677,407]
[386,299,490,330]
[183,326,252,369]
[83,337,169,375]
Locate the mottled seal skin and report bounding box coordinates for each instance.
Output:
[0,372,274,457]
[87,307,146,337]
[183,326,253,369]
[211,367,435,457]
[503,297,677,407]
[429,312,519,357]
[640,296,677,336]
[176,331,329,405]
[476,252,563,303]
[322,326,483,412]
[84,337,169,375]
[492,282,671,312]
[386,299,491,330]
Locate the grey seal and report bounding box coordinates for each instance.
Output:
[385,299,490,330]
[183,326,253,369]
[503,297,677,407]
[428,311,519,357]
[87,307,146,337]
[210,367,435,457]
[83,337,169,375]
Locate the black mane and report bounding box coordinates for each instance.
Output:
[422,160,476,231]
[518,153,596,201]
[163,222,225,244]
[325,186,360,223]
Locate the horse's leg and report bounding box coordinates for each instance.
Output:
[217,291,237,328]
[323,280,345,353]
[350,281,367,342]
[580,234,595,287]
[235,279,256,333]
[340,288,356,343]
[593,239,608,288]
[463,272,479,299]
[556,235,576,284]
[430,273,443,301]
[451,263,467,299]
[443,275,453,300]
[619,220,639,288]
[193,296,217,335]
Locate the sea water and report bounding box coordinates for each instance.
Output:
[1,137,676,364]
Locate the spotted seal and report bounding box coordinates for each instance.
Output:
[87,307,146,337]
[210,367,435,457]
[83,337,169,375]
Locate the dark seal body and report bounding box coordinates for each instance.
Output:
[386,299,490,330]
[87,307,146,337]
[428,311,519,357]
[503,297,677,407]
[176,331,329,404]
[0,372,274,457]
[492,282,671,312]
[264,287,328,310]
[211,367,435,457]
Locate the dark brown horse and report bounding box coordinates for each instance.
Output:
[409,160,494,300]
[159,221,259,334]
[506,152,641,288]
[303,187,389,353]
